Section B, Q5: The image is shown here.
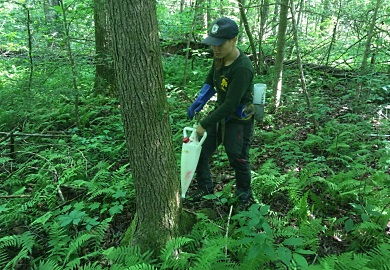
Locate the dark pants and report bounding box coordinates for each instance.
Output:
[196,119,254,201]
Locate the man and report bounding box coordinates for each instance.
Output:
[187,17,254,209]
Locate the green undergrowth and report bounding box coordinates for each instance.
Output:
[1,54,390,269]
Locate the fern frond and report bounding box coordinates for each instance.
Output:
[79,262,103,270]
[366,243,390,270]
[103,245,154,267]
[160,237,197,269]
[192,238,227,269]
[46,221,69,260]
[33,259,63,270]
[334,252,370,270]
[125,263,157,270]
[239,243,272,270]
[64,232,95,263]
[0,231,35,270]
[160,236,193,263]
[87,217,111,250]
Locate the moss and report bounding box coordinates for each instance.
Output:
[120,212,137,246]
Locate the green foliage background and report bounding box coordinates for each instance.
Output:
[0,0,389,269]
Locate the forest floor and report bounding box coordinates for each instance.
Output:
[107,76,390,260]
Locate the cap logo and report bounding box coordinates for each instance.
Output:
[211,24,219,34]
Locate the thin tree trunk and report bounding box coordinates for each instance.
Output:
[290,0,319,132]
[183,1,200,86]
[43,0,62,48]
[360,0,381,72]
[271,3,279,36]
[319,0,331,33]
[325,0,341,66]
[59,0,81,129]
[357,0,381,100]
[296,0,304,27]
[271,0,289,112]
[258,0,269,75]
[24,4,33,91]
[237,0,260,74]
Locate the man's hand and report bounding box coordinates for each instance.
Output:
[196,124,206,137]
[187,84,216,119]
[187,100,204,119]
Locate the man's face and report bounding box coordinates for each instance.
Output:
[211,39,235,59]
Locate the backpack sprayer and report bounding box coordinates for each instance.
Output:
[180,124,207,198]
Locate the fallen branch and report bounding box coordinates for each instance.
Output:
[0,127,18,143]
[0,195,32,199]
[0,131,71,138]
[369,134,390,137]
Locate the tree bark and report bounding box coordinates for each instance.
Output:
[271,0,289,112]
[107,0,181,254]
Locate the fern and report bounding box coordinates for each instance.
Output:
[159,236,194,269]
[46,221,69,261]
[64,232,95,263]
[33,259,63,270]
[103,245,154,267]
[192,238,229,269]
[79,262,103,270]
[124,263,157,270]
[366,243,390,270]
[239,243,273,269]
[0,231,35,270]
[312,244,390,270]
[335,253,370,270]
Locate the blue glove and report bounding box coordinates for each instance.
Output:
[235,104,246,118]
[187,84,216,119]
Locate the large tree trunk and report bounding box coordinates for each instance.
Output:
[93,0,115,96]
[271,0,289,112]
[107,0,181,253]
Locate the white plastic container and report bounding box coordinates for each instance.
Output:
[254,83,266,104]
[253,83,267,121]
[180,125,207,198]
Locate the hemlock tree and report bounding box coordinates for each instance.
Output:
[107,0,181,253]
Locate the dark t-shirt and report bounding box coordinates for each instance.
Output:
[200,49,254,129]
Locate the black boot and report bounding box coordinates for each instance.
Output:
[188,187,214,202]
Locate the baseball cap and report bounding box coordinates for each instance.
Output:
[202,17,239,46]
